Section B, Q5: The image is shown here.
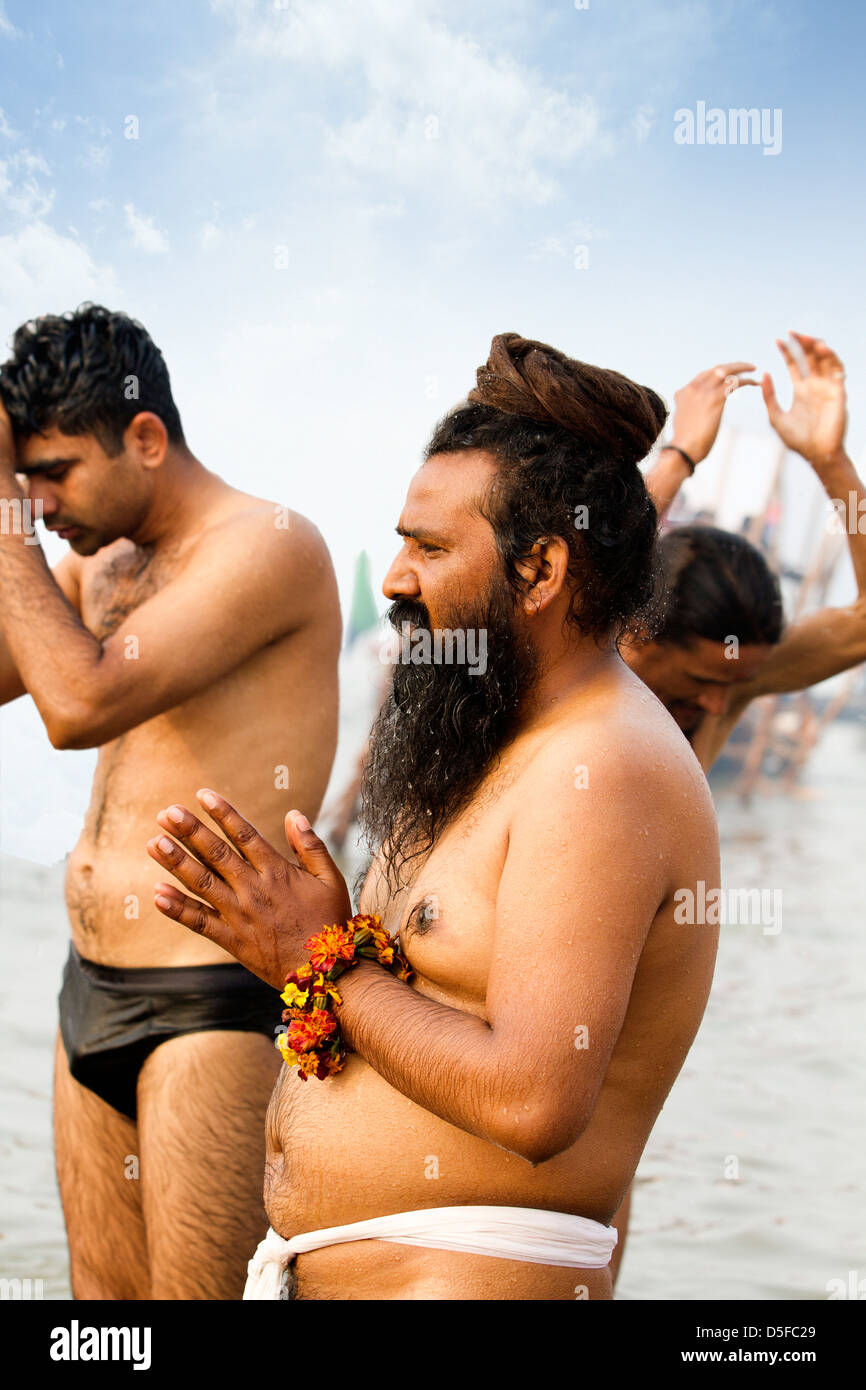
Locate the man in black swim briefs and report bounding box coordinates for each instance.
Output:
[0,305,341,1299]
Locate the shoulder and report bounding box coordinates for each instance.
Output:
[197,500,337,602]
[202,498,333,568]
[515,679,717,841]
[170,498,340,643]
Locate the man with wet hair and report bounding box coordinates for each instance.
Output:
[610,331,866,1280]
[0,303,341,1298]
[146,333,721,1300]
[624,332,865,766]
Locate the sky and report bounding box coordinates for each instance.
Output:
[1,0,865,861]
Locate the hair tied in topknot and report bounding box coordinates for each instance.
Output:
[467,332,667,468]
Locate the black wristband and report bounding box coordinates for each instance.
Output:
[660,444,697,476]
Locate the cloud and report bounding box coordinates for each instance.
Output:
[0,2,19,39]
[200,220,222,251]
[83,143,110,169]
[633,104,654,145]
[124,201,169,254]
[527,217,608,263]
[210,0,605,204]
[0,148,54,221]
[0,222,119,329]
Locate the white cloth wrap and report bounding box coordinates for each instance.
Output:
[243,1204,618,1299]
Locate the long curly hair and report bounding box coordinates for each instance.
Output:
[360,333,670,888]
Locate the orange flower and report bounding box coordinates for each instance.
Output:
[286,1007,337,1054]
[295,1051,325,1080]
[305,924,357,973]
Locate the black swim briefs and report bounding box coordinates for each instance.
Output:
[58,944,281,1120]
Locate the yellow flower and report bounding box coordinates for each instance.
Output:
[281,982,310,1008]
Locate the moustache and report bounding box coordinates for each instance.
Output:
[387,599,430,631]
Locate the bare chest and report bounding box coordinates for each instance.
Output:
[80,541,179,641]
[363,807,512,1011]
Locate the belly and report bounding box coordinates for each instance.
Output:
[266,1052,630,1301]
[65,699,334,967]
[64,830,238,967]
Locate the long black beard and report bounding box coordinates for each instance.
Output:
[359,577,537,891]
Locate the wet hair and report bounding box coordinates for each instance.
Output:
[0,302,184,456]
[424,332,667,640]
[655,525,784,648]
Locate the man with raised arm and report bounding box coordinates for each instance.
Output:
[609,331,865,1280]
[147,333,721,1301]
[624,332,864,770]
[0,304,341,1299]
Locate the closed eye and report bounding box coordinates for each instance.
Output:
[29,467,71,483]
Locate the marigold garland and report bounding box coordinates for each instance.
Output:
[277,913,412,1081]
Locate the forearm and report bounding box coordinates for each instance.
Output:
[819,452,866,596]
[644,447,693,521]
[0,520,103,741]
[336,961,546,1161]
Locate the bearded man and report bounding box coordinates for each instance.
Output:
[146,333,720,1301]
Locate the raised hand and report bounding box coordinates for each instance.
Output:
[762,332,848,470]
[670,360,759,465]
[147,789,353,990]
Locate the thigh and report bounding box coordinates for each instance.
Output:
[53,1031,149,1300]
[137,1029,281,1300]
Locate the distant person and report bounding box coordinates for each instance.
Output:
[0,305,341,1298]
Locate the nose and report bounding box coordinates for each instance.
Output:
[696,687,730,718]
[382,546,421,601]
[26,482,59,521]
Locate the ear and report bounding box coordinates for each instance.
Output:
[514,535,571,615]
[124,412,169,470]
